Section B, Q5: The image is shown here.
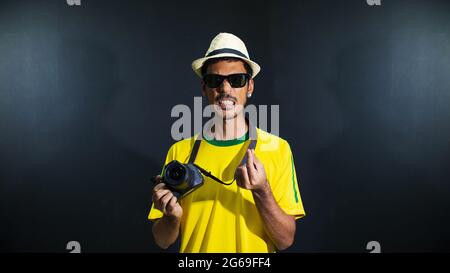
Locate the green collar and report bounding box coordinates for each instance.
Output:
[203,131,249,147]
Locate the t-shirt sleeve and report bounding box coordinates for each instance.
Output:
[270,141,306,220]
[147,144,176,222]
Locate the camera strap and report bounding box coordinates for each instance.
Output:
[187,125,257,186]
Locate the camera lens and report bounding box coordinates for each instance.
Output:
[169,165,185,181]
[162,160,204,196]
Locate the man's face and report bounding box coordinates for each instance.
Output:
[202,59,254,120]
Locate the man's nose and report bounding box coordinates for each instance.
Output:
[218,79,233,93]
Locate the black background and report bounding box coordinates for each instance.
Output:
[1,0,449,252]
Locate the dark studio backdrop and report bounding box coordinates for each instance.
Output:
[0,0,449,253]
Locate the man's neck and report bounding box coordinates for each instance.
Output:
[211,115,248,141]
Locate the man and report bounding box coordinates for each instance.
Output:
[148,32,305,253]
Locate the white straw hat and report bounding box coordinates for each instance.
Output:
[191,32,261,79]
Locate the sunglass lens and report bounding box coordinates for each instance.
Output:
[204,75,222,88]
[228,74,248,88]
[204,74,248,88]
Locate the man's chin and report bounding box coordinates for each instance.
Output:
[216,110,238,120]
[212,104,243,120]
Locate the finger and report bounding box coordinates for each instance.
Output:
[251,149,259,163]
[246,149,257,179]
[170,195,178,206]
[151,175,163,186]
[166,196,178,213]
[160,191,174,214]
[239,165,251,189]
[153,189,170,207]
[252,149,262,171]
[153,182,167,193]
[155,175,163,184]
[153,188,170,200]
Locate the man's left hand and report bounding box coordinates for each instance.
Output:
[235,149,269,192]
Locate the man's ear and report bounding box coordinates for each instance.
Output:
[248,78,254,93]
[201,80,207,97]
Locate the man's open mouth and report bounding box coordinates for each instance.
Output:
[216,99,236,110]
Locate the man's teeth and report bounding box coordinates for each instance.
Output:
[217,99,235,107]
[221,100,234,105]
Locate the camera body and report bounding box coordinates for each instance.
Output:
[162,160,204,198]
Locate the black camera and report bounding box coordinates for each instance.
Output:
[161,160,204,197]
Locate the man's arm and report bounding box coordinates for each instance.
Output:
[235,149,296,251]
[252,183,296,251]
[152,214,181,249]
[151,178,183,249]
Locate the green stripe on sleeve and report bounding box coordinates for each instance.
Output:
[291,154,299,203]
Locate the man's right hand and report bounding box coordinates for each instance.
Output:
[152,175,183,219]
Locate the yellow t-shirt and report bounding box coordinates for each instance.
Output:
[148,128,305,253]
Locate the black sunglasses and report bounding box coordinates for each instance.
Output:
[203,73,250,88]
